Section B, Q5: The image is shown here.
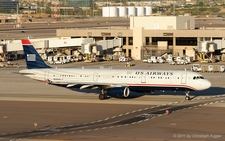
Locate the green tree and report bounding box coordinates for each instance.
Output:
[198,1,204,7]
[0,8,4,13]
[199,7,207,12]
[209,7,220,13]
[45,6,51,14]
[129,3,135,6]
[152,7,158,13]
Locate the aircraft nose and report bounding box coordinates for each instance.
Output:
[203,80,211,90]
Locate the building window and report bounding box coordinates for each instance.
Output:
[145,37,150,45]
[128,37,133,45]
[176,37,197,46]
[123,37,127,45]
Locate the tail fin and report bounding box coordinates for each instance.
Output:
[21,39,51,69]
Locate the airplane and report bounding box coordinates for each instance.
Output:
[19,39,211,100]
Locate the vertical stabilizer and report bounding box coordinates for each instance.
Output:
[21,39,51,69]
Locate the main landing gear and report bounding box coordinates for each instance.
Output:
[99,89,107,100]
[185,91,191,100]
[46,79,52,84]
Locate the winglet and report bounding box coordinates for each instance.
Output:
[21,39,51,69]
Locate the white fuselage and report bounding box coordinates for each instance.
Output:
[19,68,211,92]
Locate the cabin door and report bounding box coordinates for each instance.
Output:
[181,73,187,84]
[141,74,146,83]
[44,71,50,82]
[93,73,98,82]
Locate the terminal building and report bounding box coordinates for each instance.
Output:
[56,16,225,61]
[1,16,225,62]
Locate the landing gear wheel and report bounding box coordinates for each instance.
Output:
[99,94,105,100]
[47,79,52,84]
[185,91,191,100]
[185,96,191,100]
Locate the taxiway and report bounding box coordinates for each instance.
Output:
[0,60,224,141]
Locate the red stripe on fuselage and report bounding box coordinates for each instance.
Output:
[37,79,47,83]
[37,79,60,84]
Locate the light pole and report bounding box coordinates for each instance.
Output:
[92,0,94,17]
[86,0,88,17]
[17,4,18,16]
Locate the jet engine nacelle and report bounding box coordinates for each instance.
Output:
[105,87,130,98]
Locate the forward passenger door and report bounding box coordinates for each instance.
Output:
[181,73,187,84]
[141,74,146,83]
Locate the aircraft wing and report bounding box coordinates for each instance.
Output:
[61,82,127,90]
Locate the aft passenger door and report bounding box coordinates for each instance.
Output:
[93,73,98,82]
[181,73,187,84]
[44,71,50,81]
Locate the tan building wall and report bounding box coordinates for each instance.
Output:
[130,16,195,30]
[133,27,144,60]
[57,29,133,39]
[173,46,196,57]
[176,16,195,30]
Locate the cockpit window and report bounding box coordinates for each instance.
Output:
[193,76,204,80]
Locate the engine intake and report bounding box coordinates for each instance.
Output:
[105,87,130,98]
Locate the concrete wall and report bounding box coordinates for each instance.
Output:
[176,16,195,30]
[133,27,144,60]
[57,28,133,38]
[130,16,195,30]
[130,16,176,30]
[173,46,196,58]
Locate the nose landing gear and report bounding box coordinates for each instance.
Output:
[185,91,191,100]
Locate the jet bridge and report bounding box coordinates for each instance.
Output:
[80,37,123,62]
[0,37,123,61]
[81,38,123,55]
[3,37,122,52]
[3,38,95,52]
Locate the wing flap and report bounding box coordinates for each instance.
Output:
[66,84,77,87]
[80,84,94,90]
